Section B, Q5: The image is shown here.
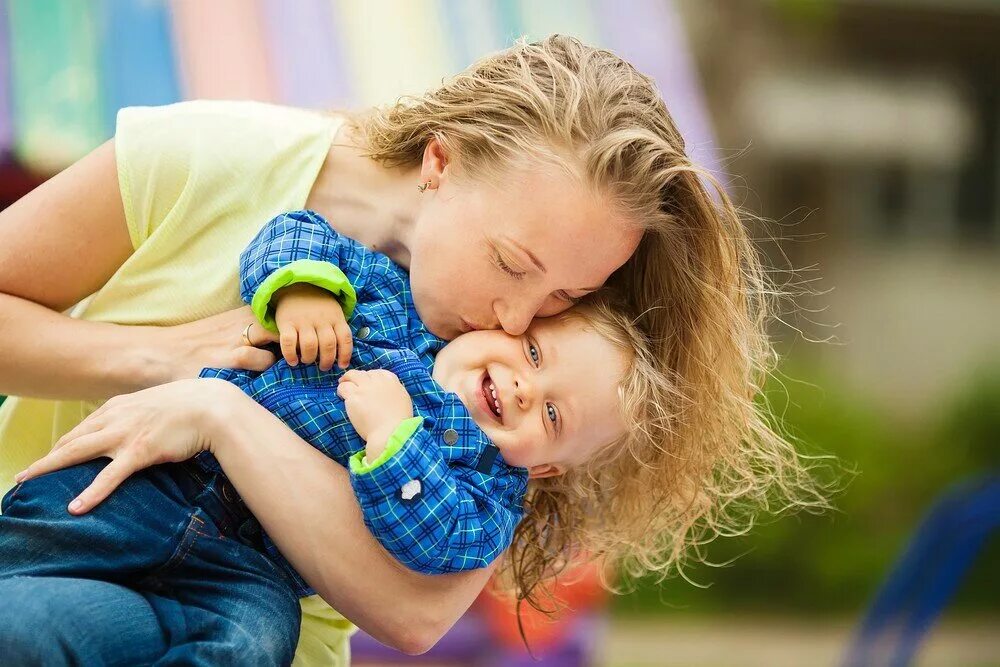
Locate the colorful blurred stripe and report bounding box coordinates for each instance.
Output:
[0,1,11,156]
[171,0,275,102]
[98,0,179,136]
[7,0,105,172]
[259,0,352,109]
[0,0,717,174]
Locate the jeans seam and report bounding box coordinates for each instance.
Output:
[2,482,24,510]
[150,513,204,576]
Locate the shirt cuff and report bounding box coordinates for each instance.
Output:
[250,259,358,334]
[349,416,423,474]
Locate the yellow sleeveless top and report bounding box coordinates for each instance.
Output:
[0,100,355,666]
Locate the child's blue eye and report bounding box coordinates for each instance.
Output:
[528,343,540,366]
[546,403,558,424]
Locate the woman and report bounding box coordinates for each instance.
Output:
[0,36,768,665]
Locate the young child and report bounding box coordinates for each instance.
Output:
[189,208,637,592]
[0,209,646,613]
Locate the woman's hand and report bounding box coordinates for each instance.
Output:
[146,306,281,386]
[13,378,238,515]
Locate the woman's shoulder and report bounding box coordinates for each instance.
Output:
[117,99,342,148]
[114,100,343,249]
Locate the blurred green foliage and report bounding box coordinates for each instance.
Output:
[614,360,1000,617]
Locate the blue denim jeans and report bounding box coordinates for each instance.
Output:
[0,458,301,666]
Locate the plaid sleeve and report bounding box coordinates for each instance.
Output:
[348,421,519,574]
[239,210,362,333]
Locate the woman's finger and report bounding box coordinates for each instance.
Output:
[68,456,136,515]
[234,345,279,373]
[52,413,106,451]
[248,321,280,345]
[334,319,353,369]
[16,430,117,483]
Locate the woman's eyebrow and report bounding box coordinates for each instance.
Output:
[506,238,603,291]
[505,238,547,273]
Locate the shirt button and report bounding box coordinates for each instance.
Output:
[443,428,459,445]
[357,326,371,339]
[401,479,422,502]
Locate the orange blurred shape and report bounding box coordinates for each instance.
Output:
[473,560,609,653]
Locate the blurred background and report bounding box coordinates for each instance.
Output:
[0,1,997,665]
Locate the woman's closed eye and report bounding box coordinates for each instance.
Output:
[494,249,526,280]
[554,290,583,305]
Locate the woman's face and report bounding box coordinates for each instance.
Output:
[408,142,643,340]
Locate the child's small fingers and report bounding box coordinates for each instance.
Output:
[298,328,319,365]
[334,320,353,369]
[339,369,365,383]
[335,380,357,400]
[317,326,337,372]
[280,329,300,367]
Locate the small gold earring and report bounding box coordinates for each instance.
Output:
[417,181,431,192]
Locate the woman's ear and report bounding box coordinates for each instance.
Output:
[420,136,448,190]
[527,463,565,479]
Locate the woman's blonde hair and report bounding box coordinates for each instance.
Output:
[355,35,829,611]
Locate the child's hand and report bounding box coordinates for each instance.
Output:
[274,283,353,371]
[337,369,414,457]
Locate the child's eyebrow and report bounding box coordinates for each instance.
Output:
[539,329,557,368]
[550,396,576,443]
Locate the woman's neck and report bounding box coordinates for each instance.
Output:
[305,122,421,269]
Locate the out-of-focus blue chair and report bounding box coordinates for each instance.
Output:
[843,475,1000,667]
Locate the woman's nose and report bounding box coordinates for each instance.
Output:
[495,297,542,336]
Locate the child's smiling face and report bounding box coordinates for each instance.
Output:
[431,314,627,479]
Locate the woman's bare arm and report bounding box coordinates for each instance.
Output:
[0,140,155,400]
[0,140,276,401]
[207,382,495,655]
[3,140,488,652]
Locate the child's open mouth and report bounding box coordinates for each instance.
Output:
[480,371,503,424]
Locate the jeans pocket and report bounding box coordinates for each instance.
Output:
[152,511,210,576]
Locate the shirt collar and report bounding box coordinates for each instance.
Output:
[424,383,521,477]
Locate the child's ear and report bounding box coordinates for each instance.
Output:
[527,463,565,479]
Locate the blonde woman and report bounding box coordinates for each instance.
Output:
[0,36,814,665]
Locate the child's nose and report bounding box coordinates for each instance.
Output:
[514,377,536,409]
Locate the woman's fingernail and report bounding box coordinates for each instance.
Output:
[13,470,25,483]
[69,498,83,512]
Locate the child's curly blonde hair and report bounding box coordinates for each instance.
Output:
[356,34,829,610]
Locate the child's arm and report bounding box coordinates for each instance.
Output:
[239,210,364,370]
[337,370,523,574]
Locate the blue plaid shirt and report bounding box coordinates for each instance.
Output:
[197,210,528,596]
